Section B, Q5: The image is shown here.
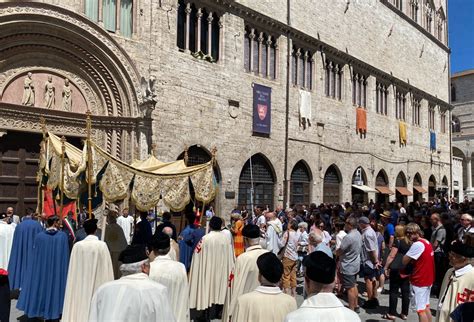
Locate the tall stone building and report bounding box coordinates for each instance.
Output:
[452,69,474,200]
[0,0,451,216]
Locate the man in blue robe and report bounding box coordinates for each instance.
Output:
[17,215,70,320]
[7,216,43,291]
[179,213,206,272]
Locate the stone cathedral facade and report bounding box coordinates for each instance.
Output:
[0,0,451,217]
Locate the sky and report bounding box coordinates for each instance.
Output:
[448,0,474,74]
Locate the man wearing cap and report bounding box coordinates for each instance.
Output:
[62,217,114,322]
[89,244,175,322]
[149,232,189,322]
[223,224,269,321]
[381,210,395,249]
[435,241,474,322]
[0,213,14,270]
[285,250,360,321]
[75,213,102,242]
[359,215,380,309]
[17,215,70,320]
[231,252,296,322]
[189,216,235,321]
[336,216,362,312]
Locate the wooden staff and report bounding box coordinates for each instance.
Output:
[86,110,93,219]
[59,136,66,223]
[36,117,48,215]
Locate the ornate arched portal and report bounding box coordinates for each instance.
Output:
[0,3,150,214]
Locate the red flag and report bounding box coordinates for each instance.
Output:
[193,207,201,227]
[43,187,56,218]
[42,187,76,219]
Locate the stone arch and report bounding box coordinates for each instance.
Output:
[395,171,412,204]
[351,166,371,204]
[0,2,147,160]
[323,164,342,204]
[375,169,392,204]
[238,153,276,210]
[442,176,448,187]
[177,145,221,183]
[290,160,312,206]
[413,172,425,202]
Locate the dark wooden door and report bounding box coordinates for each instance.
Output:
[0,131,42,216]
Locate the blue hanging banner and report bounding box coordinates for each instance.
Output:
[430,131,436,151]
[252,83,272,135]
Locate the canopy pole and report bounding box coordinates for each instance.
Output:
[86,110,93,219]
[36,117,48,216]
[59,136,66,223]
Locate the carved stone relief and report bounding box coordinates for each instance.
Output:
[0,67,100,115]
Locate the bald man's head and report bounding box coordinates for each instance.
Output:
[162,227,173,238]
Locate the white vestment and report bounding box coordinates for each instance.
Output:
[223,245,268,321]
[116,215,133,244]
[150,254,190,322]
[189,230,235,311]
[285,292,361,322]
[167,239,180,261]
[231,286,297,322]
[0,221,15,270]
[62,235,114,322]
[89,272,176,322]
[266,219,283,254]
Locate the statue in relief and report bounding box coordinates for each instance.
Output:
[21,72,35,106]
[62,78,72,111]
[44,76,55,108]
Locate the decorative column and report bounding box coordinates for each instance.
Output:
[274,42,279,79]
[303,51,309,88]
[98,0,104,26]
[266,35,272,78]
[295,48,301,86]
[185,3,191,52]
[466,157,473,193]
[116,0,121,34]
[218,17,224,63]
[207,12,213,56]
[196,8,203,52]
[249,28,255,72]
[328,61,334,97]
[257,32,264,76]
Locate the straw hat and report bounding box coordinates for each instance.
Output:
[381,211,391,219]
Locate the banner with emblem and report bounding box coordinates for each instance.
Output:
[252,83,272,135]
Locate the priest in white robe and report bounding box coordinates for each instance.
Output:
[189,216,235,320]
[89,244,175,322]
[231,252,297,322]
[223,224,268,321]
[265,212,283,254]
[62,218,114,322]
[116,207,133,244]
[149,232,189,322]
[0,213,15,270]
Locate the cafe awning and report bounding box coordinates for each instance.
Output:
[352,184,378,193]
[376,186,395,195]
[396,186,413,196]
[413,186,427,193]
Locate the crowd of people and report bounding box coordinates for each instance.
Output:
[0,197,473,322]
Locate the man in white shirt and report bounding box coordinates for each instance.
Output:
[285,251,360,322]
[0,213,15,270]
[116,207,134,244]
[6,207,19,226]
[89,245,175,322]
[457,213,474,242]
[149,232,189,322]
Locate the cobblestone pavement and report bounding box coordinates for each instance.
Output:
[10,278,438,322]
